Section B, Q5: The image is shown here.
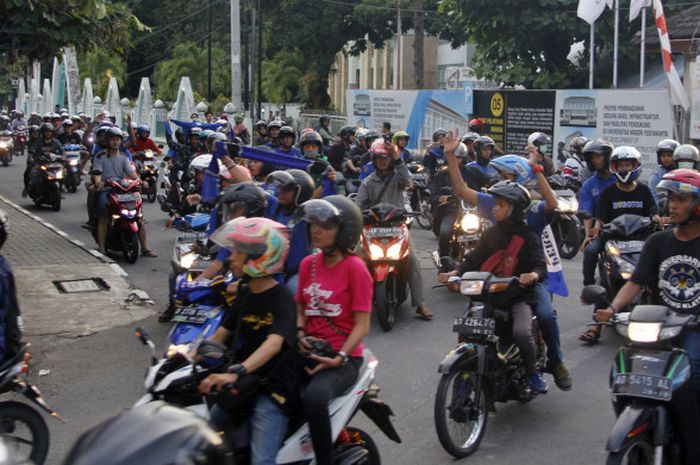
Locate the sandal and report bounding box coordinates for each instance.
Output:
[416,305,433,320]
[579,328,601,345]
[141,250,158,258]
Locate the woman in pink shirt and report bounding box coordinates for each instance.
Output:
[295,195,373,465]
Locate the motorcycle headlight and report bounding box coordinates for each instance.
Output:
[556,198,576,213]
[385,242,403,260]
[459,280,484,296]
[180,252,197,270]
[614,258,635,280]
[460,213,480,234]
[69,158,79,166]
[659,325,683,341]
[369,243,384,260]
[627,322,661,343]
[0,142,6,149]
[606,242,621,257]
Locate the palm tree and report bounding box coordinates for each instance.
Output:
[262,50,307,105]
[79,50,126,97]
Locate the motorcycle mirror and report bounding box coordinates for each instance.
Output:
[158,144,164,149]
[197,340,228,359]
[580,285,609,307]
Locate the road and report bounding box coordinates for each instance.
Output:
[0,157,621,465]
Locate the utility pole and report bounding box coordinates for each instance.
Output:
[413,0,424,89]
[257,0,263,120]
[394,0,402,89]
[250,3,256,120]
[207,0,213,101]
[230,0,242,110]
[612,0,619,88]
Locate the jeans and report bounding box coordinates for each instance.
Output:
[302,357,361,465]
[435,209,457,258]
[583,238,603,286]
[511,301,537,376]
[95,191,109,217]
[682,332,700,400]
[210,393,289,465]
[533,281,563,365]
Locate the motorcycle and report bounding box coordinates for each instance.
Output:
[434,272,546,458]
[581,286,700,464]
[0,130,14,166]
[133,328,401,464]
[161,161,185,209]
[90,178,143,263]
[12,126,26,156]
[28,153,63,211]
[407,162,432,230]
[135,149,159,202]
[0,343,62,465]
[548,174,583,259]
[361,204,413,332]
[594,214,656,337]
[62,144,83,193]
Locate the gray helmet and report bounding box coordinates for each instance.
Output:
[673,144,700,170]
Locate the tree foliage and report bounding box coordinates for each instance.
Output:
[262,50,307,105]
[0,0,148,62]
[79,49,126,97]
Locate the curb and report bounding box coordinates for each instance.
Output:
[0,194,129,278]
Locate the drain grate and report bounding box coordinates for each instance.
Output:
[53,278,111,294]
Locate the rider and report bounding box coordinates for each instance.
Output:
[563,136,590,188]
[299,130,337,198]
[275,126,302,158]
[57,119,83,145]
[468,118,482,134]
[130,124,162,156]
[579,146,657,343]
[233,115,250,145]
[27,112,41,127]
[527,132,555,177]
[392,131,413,163]
[199,217,299,465]
[253,120,268,146]
[649,139,680,208]
[295,195,372,465]
[315,116,337,146]
[594,169,700,400]
[673,143,700,171]
[91,128,156,257]
[356,139,433,320]
[24,123,64,198]
[460,132,479,162]
[468,136,499,179]
[266,120,283,149]
[328,125,356,172]
[422,128,447,179]
[0,209,23,365]
[10,110,26,131]
[0,115,10,131]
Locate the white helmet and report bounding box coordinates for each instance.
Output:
[189,154,225,177]
[610,146,642,184]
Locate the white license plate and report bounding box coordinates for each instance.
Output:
[366,227,401,237]
[117,193,140,202]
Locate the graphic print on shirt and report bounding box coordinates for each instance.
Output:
[612,200,644,210]
[302,282,342,317]
[658,255,700,311]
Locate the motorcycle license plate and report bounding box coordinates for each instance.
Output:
[117,193,140,202]
[177,232,206,242]
[366,227,401,237]
[171,306,214,324]
[453,317,495,336]
[457,234,478,243]
[612,373,672,401]
[617,241,645,253]
[47,163,63,169]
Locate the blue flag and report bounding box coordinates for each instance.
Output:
[201,150,221,206]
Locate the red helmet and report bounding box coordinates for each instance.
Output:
[219,114,228,120]
[369,138,391,158]
[469,118,483,131]
[657,169,700,220]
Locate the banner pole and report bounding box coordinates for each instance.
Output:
[613,0,619,88]
[589,22,595,89]
[640,6,647,87]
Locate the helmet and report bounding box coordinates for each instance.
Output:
[199,129,214,140]
[392,130,409,145]
[461,132,479,144]
[0,208,7,250]
[29,125,40,134]
[339,125,356,140]
[254,120,267,129]
[234,114,244,123]
[42,112,51,121]
[299,195,363,252]
[356,128,368,142]
[673,144,700,170]
[299,130,323,153]
[136,124,150,135]
[432,128,447,142]
[220,182,268,220]
[268,120,283,130]
[51,113,61,120]
[40,122,54,133]
[527,132,551,154]
[207,132,227,143]
[468,118,483,132]
[278,126,295,143]
[486,180,531,223]
[474,136,496,166]
[71,114,81,122]
[188,154,225,178]
[16,110,23,117]
[319,115,331,124]
[610,146,642,184]
[369,138,391,159]
[582,138,614,172]
[105,127,124,140]
[489,154,534,184]
[569,136,589,155]
[656,138,680,164]
[265,169,315,206]
[364,130,380,146]
[95,122,113,138]
[174,127,184,138]
[189,127,202,138]
[210,217,289,278]
[0,115,10,122]
[656,169,700,220]
[62,118,73,127]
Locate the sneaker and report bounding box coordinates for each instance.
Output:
[548,362,573,391]
[158,303,175,322]
[529,372,549,394]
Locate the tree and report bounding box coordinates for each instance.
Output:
[152,42,230,101]
[0,0,147,62]
[79,50,126,97]
[262,51,307,105]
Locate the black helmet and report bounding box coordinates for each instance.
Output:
[474,136,496,166]
[174,127,184,138]
[432,128,448,142]
[29,125,40,134]
[278,126,295,142]
[268,120,283,130]
[319,115,331,124]
[569,136,589,155]
[582,138,614,172]
[364,130,380,147]
[63,401,230,465]
[299,195,363,253]
[673,144,700,170]
[339,125,356,140]
[527,132,551,154]
[220,182,268,221]
[486,180,531,223]
[266,169,314,207]
[656,138,680,164]
[461,132,479,144]
[254,120,267,129]
[40,122,54,134]
[0,208,7,250]
[299,130,323,150]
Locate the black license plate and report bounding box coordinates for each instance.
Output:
[117,193,140,202]
[171,306,212,324]
[457,234,478,243]
[177,232,200,242]
[453,317,495,336]
[612,373,672,401]
[47,163,63,169]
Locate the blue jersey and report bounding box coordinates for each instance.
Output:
[468,161,499,180]
[579,172,616,217]
[648,166,670,208]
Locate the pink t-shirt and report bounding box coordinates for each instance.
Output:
[295,254,373,357]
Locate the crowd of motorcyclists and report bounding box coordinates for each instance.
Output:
[2,102,700,463]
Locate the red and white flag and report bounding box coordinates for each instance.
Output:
[653,0,690,109]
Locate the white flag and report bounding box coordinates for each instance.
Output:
[577,0,608,24]
[606,0,614,7]
[629,0,649,21]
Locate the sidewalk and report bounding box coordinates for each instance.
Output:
[0,196,154,339]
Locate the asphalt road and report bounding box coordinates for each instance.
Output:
[0,157,622,465]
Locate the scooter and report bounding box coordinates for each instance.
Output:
[0,130,14,166]
[548,174,583,259]
[28,153,63,211]
[361,203,413,332]
[133,328,401,464]
[135,149,159,202]
[62,144,83,193]
[407,162,432,230]
[0,343,62,465]
[12,126,26,157]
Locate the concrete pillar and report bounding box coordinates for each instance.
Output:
[382,44,390,90]
[334,53,342,110]
[341,53,349,114]
[372,46,380,89]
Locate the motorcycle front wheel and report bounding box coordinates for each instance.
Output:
[606,439,655,465]
[434,369,487,458]
[49,184,61,211]
[66,173,77,193]
[554,217,581,259]
[122,229,140,263]
[373,280,395,332]
[0,400,50,465]
[147,183,157,203]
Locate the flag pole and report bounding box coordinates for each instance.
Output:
[589,22,595,89]
[640,5,646,87]
[613,0,619,88]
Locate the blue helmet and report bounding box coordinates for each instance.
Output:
[199,129,214,140]
[136,124,150,135]
[489,154,534,185]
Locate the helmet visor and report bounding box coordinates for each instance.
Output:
[657,179,700,199]
[298,199,340,228]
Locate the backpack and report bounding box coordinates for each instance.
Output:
[480,235,524,277]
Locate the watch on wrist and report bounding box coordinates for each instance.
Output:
[337,351,349,365]
[229,363,247,376]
